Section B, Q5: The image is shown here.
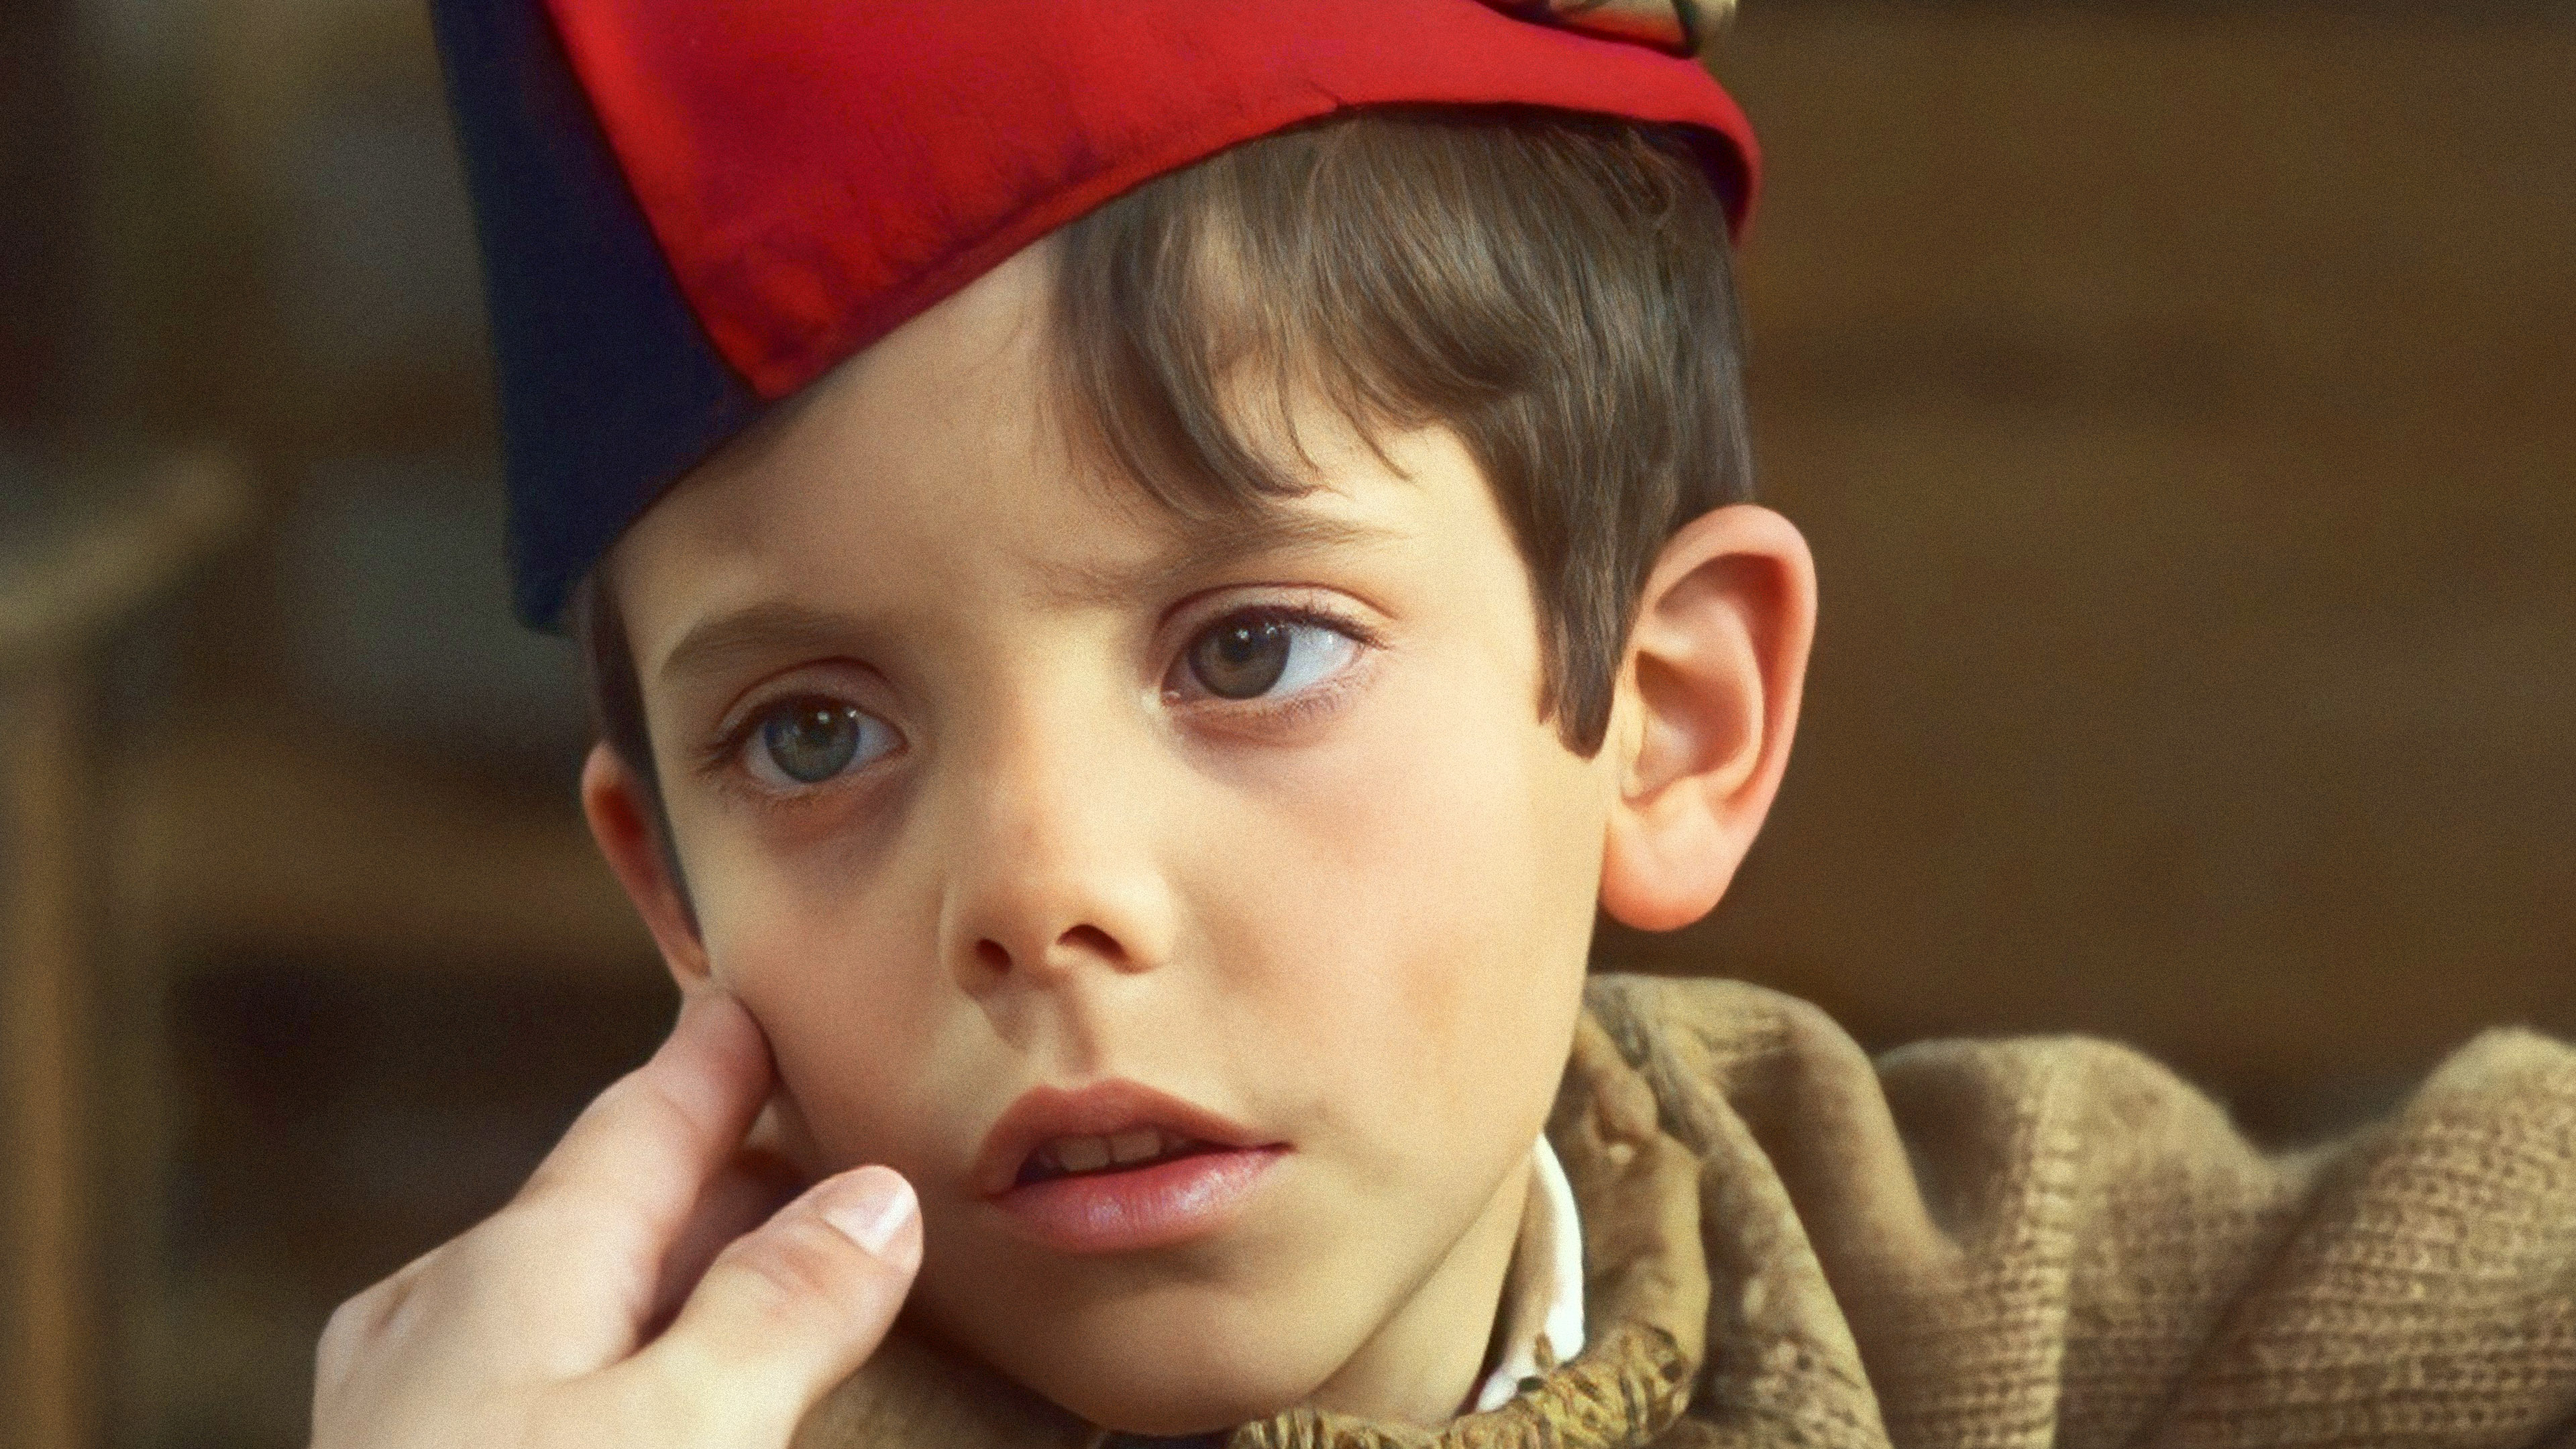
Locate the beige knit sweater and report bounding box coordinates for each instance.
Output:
[796,974,2576,1449]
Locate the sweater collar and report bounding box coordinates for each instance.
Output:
[1211,1014,1710,1449]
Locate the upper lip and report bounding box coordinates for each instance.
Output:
[972,1079,1274,1197]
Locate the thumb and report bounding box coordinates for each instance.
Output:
[627,1165,922,1441]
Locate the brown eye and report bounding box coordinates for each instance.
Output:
[751,698,888,785]
[1176,610,1365,704]
[1187,617,1293,700]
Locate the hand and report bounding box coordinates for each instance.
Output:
[311,991,920,1449]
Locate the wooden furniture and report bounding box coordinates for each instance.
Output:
[1,453,247,1449]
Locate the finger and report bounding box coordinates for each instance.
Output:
[643,1128,808,1337]
[329,996,780,1387]
[629,1165,922,1438]
[516,991,773,1256]
[333,1236,446,1348]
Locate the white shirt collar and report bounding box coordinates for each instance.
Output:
[1469,1134,1587,1412]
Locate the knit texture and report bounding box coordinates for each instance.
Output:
[794,974,2576,1449]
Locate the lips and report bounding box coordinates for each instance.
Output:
[972,1079,1288,1254]
[972,1079,1275,1196]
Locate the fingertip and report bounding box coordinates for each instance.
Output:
[639,1165,922,1417]
[658,990,769,1085]
[669,987,751,1043]
[815,1166,921,1273]
[519,989,774,1221]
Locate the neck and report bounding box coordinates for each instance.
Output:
[1298,1150,1535,1427]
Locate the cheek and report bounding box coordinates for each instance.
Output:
[689,848,950,1171]
[1244,656,1601,1150]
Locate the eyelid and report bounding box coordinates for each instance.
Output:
[698,653,883,737]
[1169,584,1383,641]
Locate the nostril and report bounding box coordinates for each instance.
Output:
[962,924,1136,982]
[1058,923,1122,962]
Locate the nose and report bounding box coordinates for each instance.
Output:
[933,700,1179,997]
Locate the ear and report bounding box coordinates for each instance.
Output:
[581,742,714,989]
[1598,504,1817,932]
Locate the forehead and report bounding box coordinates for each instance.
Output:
[606,242,1471,670]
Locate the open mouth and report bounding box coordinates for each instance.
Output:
[1014,1128,1221,1187]
[977,1082,1286,1252]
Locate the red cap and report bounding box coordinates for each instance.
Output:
[433,0,1759,627]
[545,0,1760,401]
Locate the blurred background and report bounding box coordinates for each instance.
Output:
[1,1,2569,1446]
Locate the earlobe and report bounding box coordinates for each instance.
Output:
[580,743,714,987]
[1598,504,1817,932]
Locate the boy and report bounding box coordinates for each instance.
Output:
[315,2,2576,1446]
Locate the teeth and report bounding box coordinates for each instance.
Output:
[1028,1128,1205,1181]
[1054,1135,1112,1173]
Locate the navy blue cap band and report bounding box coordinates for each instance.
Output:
[431,0,766,630]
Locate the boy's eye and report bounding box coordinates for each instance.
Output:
[746,698,896,787]
[1178,611,1361,702]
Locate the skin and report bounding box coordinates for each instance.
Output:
[311,994,925,1449]
[311,235,1814,1446]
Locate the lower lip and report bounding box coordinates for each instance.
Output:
[989,1146,1287,1254]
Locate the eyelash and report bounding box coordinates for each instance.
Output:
[700,602,1382,802]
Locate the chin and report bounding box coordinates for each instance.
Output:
[1045,1364,1316,1439]
[975,1295,1345,1436]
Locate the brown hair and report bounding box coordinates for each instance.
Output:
[577,107,1752,849]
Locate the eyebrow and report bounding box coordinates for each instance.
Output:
[655,508,1405,688]
[1022,508,1403,610]
[657,599,871,690]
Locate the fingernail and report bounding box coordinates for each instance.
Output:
[820,1166,918,1261]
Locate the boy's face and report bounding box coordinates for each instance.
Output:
[604,244,1623,1431]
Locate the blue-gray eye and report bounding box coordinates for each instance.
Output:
[757,699,866,784]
